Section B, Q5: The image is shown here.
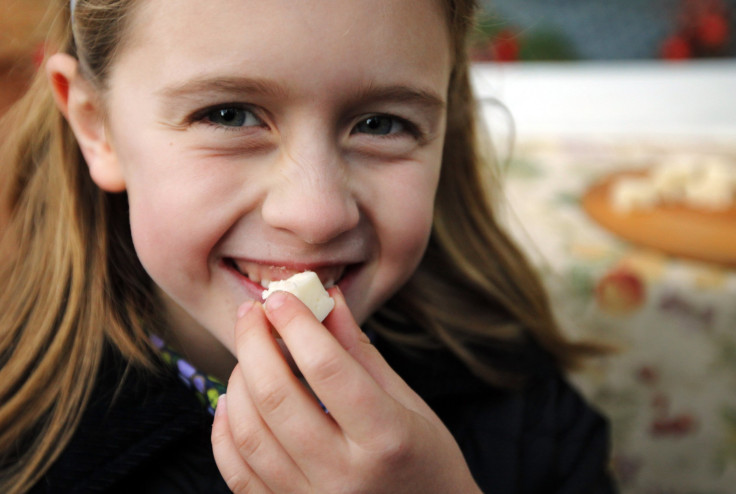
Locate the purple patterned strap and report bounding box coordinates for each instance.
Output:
[150,334,226,416]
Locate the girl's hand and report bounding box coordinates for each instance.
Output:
[211,288,482,494]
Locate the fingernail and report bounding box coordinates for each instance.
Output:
[237,301,255,319]
[328,285,343,299]
[215,393,227,416]
[264,291,286,312]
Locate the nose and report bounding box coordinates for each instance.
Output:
[261,144,360,245]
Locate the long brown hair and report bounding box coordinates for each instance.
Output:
[368,0,606,384]
[0,1,603,492]
[0,1,159,492]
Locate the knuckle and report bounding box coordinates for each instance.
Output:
[252,376,290,415]
[371,427,413,466]
[232,423,267,459]
[224,471,259,494]
[305,352,344,386]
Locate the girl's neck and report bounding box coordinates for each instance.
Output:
[157,290,237,382]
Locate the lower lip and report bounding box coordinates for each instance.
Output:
[222,259,361,302]
[224,262,269,300]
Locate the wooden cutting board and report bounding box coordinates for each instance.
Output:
[582,170,736,266]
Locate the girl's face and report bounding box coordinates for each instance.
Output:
[101,0,452,354]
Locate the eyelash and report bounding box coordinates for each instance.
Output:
[189,104,265,131]
[351,114,423,140]
[188,105,424,141]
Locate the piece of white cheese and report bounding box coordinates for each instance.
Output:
[610,177,658,213]
[609,156,736,212]
[685,174,734,210]
[651,159,694,203]
[262,271,335,322]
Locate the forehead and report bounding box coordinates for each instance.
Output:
[110,0,452,98]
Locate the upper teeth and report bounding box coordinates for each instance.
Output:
[233,261,344,288]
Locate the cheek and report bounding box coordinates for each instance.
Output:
[371,163,440,285]
[126,187,202,289]
[121,160,231,288]
[382,191,434,269]
[385,160,439,243]
[350,183,434,324]
[113,138,247,280]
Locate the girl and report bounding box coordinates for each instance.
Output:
[0,0,616,492]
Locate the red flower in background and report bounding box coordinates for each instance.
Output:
[595,267,646,315]
[697,11,730,48]
[492,29,521,62]
[470,27,521,62]
[661,0,731,59]
[650,413,698,436]
[661,35,692,59]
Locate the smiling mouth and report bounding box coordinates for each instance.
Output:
[223,258,349,289]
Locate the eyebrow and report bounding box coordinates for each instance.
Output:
[352,83,446,111]
[157,76,290,102]
[156,75,446,112]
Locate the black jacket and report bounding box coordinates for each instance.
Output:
[31,338,617,493]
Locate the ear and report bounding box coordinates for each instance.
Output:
[46,53,126,193]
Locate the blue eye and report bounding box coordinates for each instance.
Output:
[205,107,261,127]
[354,115,405,135]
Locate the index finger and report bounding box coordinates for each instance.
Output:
[263,291,406,445]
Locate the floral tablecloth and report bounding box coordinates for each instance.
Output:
[499,136,736,494]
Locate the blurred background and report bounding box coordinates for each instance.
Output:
[469,3,736,494]
[471,0,736,138]
[2,2,736,494]
[473,0,736,61]
[0,0,47,117]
